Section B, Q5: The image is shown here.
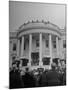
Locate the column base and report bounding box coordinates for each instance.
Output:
[39,61,43,67]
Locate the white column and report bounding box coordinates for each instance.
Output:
[21,36,24,57]
[60,38,63,59]
[17,39,20,57]
[56,36,59,58]
[39,33,42,66]
[49,34,52,66]
[28,34,32,66]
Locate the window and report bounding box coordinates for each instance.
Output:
[13,43,16,51]
[36,40,39,47]
[24,39,28,50]
[46,40,49,48]
[63,40,66,48]
[53,41,56,48]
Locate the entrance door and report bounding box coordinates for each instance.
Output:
[31,52,39,66]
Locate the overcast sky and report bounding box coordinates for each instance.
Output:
[9,1,66,32]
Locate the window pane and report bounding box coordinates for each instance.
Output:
[36,40,39,47]
[63,40,66,48]
[13,43,16,51]
[46,40,49,48]
[53,41,56,48]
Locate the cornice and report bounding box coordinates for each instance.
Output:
[17,26,61,37]
[17,20,61,36]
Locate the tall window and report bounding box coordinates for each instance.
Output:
[46,39,49,48]
[24,39,29,50]
[13,43,16,51]
[53,40,56,48]
[63,40,66,48]
[36,40,39,47]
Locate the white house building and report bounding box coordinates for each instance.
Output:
[9,20,66,70]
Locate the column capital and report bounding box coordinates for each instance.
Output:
[48,33,52,35]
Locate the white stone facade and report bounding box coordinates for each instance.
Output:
[9,21,66,70]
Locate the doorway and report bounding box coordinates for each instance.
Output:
[31,52,39,66]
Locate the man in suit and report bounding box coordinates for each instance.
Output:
[21,67,36,88]
[9,62,24,89]
[39,63,62,86]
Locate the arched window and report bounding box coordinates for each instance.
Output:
[52,36,56,48]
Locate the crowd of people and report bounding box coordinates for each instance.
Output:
[9,61,66,89]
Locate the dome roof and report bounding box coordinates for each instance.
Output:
[18,20,60,32]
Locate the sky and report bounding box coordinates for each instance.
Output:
[9,1,66,32]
